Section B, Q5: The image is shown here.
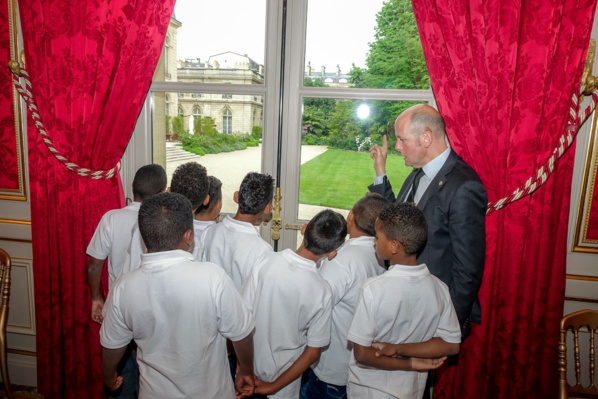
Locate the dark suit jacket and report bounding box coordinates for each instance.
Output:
[369,150,487,336]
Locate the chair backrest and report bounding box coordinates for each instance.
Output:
[0,248,11,320]
[558,309,598,399]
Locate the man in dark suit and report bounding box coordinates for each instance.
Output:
[368,104,486,340]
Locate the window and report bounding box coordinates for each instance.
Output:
[165,94,170,116]
[222,109,232,134]
[178,106,184,116]
[192,92,201,98]
[222,94,233,99]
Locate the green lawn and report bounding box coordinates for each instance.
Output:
[299,148,411,210]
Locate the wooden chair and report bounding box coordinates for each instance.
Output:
[558,309,598,399]
[0,249,12,399]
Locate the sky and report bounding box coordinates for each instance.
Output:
[173,0,385,74]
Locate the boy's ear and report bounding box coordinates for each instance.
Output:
[347,211,354,224]
[264,202,273,214]
[166,186,171,193]
[233,191,239,204]
[181,228,193,251]
[202,194,210,206]
[390,239,401,255]
[326,249,338,261]
[300,223,307,236]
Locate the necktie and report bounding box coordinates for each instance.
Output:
[406,168,424,203]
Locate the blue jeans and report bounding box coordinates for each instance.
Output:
[303,369,347,399]
[107,343,138,399]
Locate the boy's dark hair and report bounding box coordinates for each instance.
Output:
[170,162,209,210]
[352,193,389,236]
[195,176,223,215]
[304,210,347,255]
[377,202,427,256]
[238,172,274,215]
[132,164,167,201]
[138,192,193,253]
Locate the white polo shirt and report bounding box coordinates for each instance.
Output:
[100,250,254,399]
[192,219,215,260]
[86,202,140,287]
[242,249,332,399]
[347,264,460,399]
[313,236,386,386]
[201,216,273,290]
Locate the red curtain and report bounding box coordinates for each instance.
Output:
[18,1,174,397]
[411,0,596,398]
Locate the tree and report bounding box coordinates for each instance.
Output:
[302,78,336,139]
[201,116,218,135]
[350,0,429,90]
[171,115,185,136]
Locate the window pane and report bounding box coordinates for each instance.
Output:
[152,92,264,215]
[298,98,424,223]
[305,0,429,90]
[154,0,266,84]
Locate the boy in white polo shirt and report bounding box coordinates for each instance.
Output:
[100,192,255,399]
[194,176,223,226]
[242,209,347,399]
[87,164,167,323]
[347,202,461,399]
[304,193,389,399]
[201,172,274,290]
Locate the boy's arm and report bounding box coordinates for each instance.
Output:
[254,346,321,396]
[102,346,126,391]
[87,256,105,324]
[353,343,446,371]
[372,337,460,358]
[232,331,255,398]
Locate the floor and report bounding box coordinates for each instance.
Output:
[0,384,43,398]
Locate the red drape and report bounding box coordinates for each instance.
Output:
[18,1,174,397]
[411,0,597,398]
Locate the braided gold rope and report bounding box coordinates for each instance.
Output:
[10,66,120,179]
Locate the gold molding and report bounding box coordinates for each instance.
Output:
[0,0,28,202]
[572,107,598,253]
[0,218,30,225]
[566,274,598,282]
[565,296,598,304]
[6,259,35,334]
[7,348,36,357]
[0,237,31,244]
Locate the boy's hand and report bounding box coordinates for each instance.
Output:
[103,372,123,391]
[372,341,400,357]
[234,372,255,398]
[369,134,389,177]
[410,356,447,372]
[254,378,278,396]
[91,299,104,324]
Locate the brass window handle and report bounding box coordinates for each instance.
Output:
[284,224,303,230]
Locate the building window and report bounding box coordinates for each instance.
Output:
[192,93,201,98]
[223,109,232,134]
[193,107,201,116]
[222,93,233,99]
[165,94,170,116]
[178,93,184,98]
[178,107,184,116]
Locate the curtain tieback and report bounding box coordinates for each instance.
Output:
[486,88,598,214]
[9,63,120,180]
